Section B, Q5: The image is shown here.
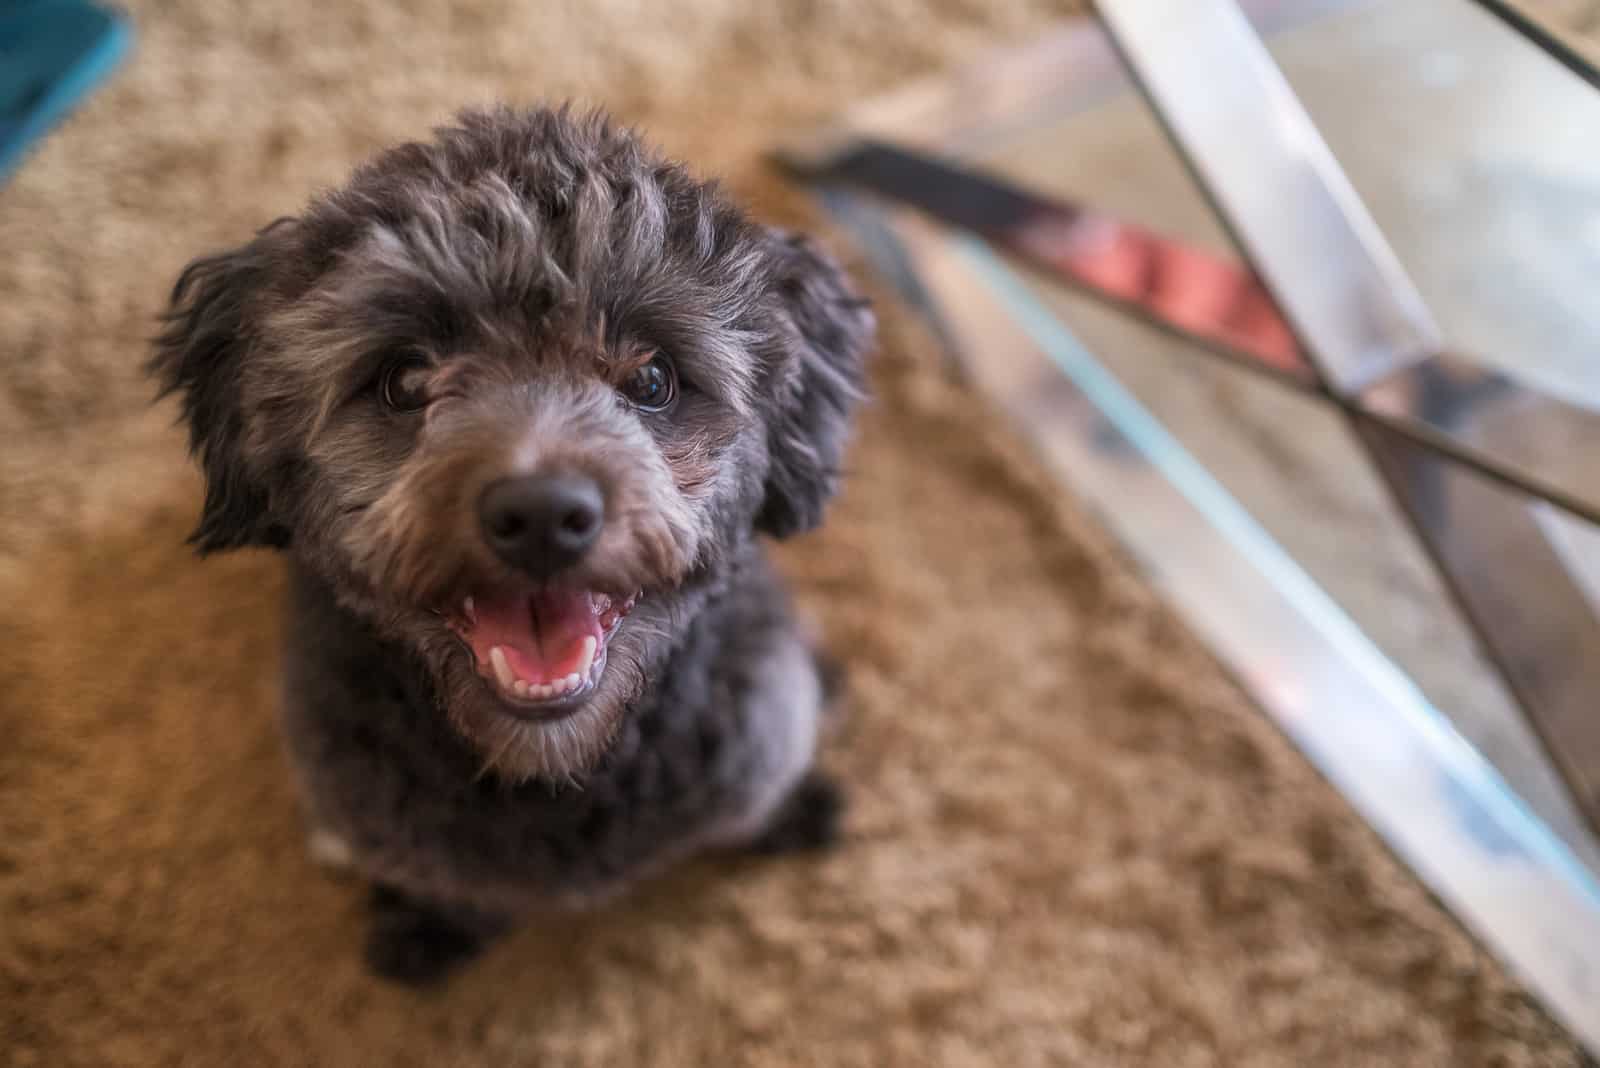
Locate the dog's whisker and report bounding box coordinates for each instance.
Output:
[475,730,519,783]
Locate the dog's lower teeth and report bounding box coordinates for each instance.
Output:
[479,620,605,704]
[574,635,598,678]
[489,646,515,689]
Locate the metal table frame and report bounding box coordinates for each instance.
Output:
[777,0,1600,1053]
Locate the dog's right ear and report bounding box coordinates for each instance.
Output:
[150,223,293,554]
[755,231,874,539]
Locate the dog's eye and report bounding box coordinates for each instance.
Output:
[380,355,432,413]
[621,354,677,413]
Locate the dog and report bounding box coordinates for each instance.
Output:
[150,105,873,984]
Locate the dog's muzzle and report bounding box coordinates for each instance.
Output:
[437,468,640,719]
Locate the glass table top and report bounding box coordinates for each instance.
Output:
[984,0,1600,402]
[779,0,1600,1051]
[848,0,1600,871]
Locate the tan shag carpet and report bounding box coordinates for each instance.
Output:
[0,1,1585,1064]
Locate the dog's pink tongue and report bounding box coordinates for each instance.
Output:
[468,590,602,684]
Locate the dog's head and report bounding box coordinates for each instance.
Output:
[151,107,872,781]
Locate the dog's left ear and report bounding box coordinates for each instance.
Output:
[149,221,295,554]
[756,231,874,538]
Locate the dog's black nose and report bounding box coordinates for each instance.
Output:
[479,473,604,577]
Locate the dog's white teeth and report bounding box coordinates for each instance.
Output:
[574,635,598,678]
[463,596,476,622]
[489,646,515,689]
[594,594,612,614]
[487,643,595,701]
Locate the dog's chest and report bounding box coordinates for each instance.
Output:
[283,683,761,908]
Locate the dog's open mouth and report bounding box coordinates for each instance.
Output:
[447,588,637,716]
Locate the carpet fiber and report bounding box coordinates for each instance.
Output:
[0,1,1584,1064]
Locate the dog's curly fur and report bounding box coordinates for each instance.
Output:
[150,106,872,983]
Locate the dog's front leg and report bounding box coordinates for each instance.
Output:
[363,884,512,986]
[745,772,845,855]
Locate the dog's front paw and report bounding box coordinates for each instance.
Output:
[363,886,500,987]
[747,772,845,855]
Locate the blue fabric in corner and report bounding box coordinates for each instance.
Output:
[1,0,132,180]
